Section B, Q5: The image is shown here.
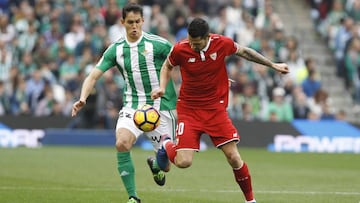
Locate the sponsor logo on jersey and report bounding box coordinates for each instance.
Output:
[188,58,196,62]
[119,111,132,118]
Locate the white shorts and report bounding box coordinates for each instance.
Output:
[116,106,177,151]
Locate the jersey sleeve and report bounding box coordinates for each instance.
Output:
[167,43,180,67]
[159,40,172,59]
[95,43,117,72]
[222,35,238,56]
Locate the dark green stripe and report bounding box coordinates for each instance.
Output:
[138,43,153,105]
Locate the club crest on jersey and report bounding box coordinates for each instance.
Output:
[141,49,150,57]
[188,58,196,62]
[210,52,217,60]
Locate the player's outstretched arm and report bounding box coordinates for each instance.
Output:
[235,43,289,74]
[71,68,103,117]
[151,59,174,100]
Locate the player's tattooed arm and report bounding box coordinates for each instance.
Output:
[235,43,274,68]
[235,43,289,74]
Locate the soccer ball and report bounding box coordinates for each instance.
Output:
[133,104,160,132]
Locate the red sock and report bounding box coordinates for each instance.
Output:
[164,141,176,164]
[233,162,254,201]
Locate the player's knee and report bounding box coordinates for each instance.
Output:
[226,151,242,167]
[175,158,192,168]
[115,139,132,152]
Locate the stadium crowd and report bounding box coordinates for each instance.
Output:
[309,0,360,110]
[0,0,348,128]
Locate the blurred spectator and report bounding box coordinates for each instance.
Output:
[0,0,10,15]
[265,87,294,122]
[285,50,306,85]
[292,88,311,119]
[237,83,262,119]
[108,15,125,43]
[63,14,85,52]
[335,109,347,120]
[225,0,244,39]
[100,0,121,27]
[17,21,38,54]
[254,1,283,32]
[272,28,286,62]
[149,3,169,36]
[74,31,97,57]
[0,14,16,44]
[59,54,80,90]
[172,11,188,41]
[242,0,264,17]
[241,102,258,121]
[34,82,55,116]
[97,70,123,122]
[307,88,329,118]
[334,17,353,77]
[42,19,63,48]
[302,69,321,98]
[347,0,360,22]
[10,76,30,115]
[18,52,37,78]
[308,0,333,29]
[279,35,301,65]
[0,81,10,115]
[304,57,321,79]
[344,36,360,104]
[0,40,12,81]
[165,0,190,30]
[59,1,75,33]
[318,0,347,48]
[86,5,105,28]
[25,68,45,113]
[208,5,227,35]
[320,102,336,120]
[236,12,256,46]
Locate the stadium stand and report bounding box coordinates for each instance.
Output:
[0,0,358,126]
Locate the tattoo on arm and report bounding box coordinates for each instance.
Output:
[236,46,274,67]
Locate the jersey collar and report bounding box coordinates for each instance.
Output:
[125,31,144,47]
[199,37,211,61]
[201,37,211,52]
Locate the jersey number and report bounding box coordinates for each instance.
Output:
[177,122,185,135]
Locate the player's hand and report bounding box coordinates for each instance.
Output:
[151,88,165,100]
[71,100,86,117]
[273,63,289,74]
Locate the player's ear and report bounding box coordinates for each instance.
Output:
[205,34,210,41]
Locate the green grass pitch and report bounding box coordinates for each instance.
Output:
[0,146,359,203]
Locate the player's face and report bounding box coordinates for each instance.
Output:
[122,11,144,42]
[188,35,209,52]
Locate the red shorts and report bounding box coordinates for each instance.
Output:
[175,104,240,150]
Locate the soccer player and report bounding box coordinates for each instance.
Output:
[71,3,177,203]
[151,18,289,203]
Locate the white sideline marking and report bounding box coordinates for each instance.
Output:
[0,186,359,196]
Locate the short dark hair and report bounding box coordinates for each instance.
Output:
[122,3,143,19]
[188,18,209,38]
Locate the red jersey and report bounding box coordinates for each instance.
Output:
[168,34,237,109]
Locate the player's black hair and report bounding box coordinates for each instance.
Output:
[188,18,209,38]
[122,3,143,19]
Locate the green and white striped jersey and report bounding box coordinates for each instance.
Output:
[95,32,177,111]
